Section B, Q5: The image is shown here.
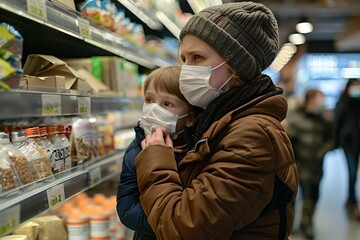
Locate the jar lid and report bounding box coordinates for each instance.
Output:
[25,127,40,138]
[46,126,59,135]
[11,130,26,142]
[0,131,10,144]
[58,125,65,134]
[39,127,48,137]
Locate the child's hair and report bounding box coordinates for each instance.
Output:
[144,66,189,104]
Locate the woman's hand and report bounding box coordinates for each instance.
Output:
[141,128,173,150]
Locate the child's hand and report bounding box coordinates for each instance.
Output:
[141,128,173,149]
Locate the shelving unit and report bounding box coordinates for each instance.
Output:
[0,0,176,68]
[0,151,124,236]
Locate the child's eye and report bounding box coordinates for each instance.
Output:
[145,98,153,103]
[163,102,174,107]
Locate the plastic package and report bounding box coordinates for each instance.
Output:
[46,126,66,173]
[39,127,56,174]
[0,133,22,195]
[80,0,102,25]
[20,127,53,180]
[58,125,71,170]
[0,132,34,185]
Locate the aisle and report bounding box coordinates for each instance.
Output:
[290,149,360,240]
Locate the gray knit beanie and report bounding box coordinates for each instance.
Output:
[179,1,279,82]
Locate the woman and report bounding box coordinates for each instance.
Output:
[334,79,360,219]
[135,2,298,239]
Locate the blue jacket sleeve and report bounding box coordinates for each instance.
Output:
[116,141,155,237]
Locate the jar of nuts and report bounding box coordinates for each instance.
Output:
[20,127,53,181]
[0,132,34,186]
[0,138,22,195]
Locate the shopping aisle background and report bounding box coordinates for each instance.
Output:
[290,149,360,240]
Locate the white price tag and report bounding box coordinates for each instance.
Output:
[47,184,65,209]
[78,17,92,39]
[90,168,101,186]
[0,205,20,237]
[27,0,47,21]
[42,94,61,116]
[78,97,91,114]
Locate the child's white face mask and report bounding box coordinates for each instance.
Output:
[179,61,232,109]
[139,103,188,139]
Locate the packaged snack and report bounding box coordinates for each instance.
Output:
[0,137,22,195]
[32,215,67,240]
[100,0,115,30]
[70,118,92,165]
[80,0,102,25]
[20,127,53,180]
[46,126,65,173]
[57,125,71,170]
[66,213,90,240]
[0,131,34,185]
[0,22,23,62]
[39,127,56,174]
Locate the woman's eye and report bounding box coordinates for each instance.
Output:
[193,55,202,61]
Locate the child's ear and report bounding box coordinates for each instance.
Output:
[186,112,196,127]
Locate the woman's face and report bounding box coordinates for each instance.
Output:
[180,34,232,90]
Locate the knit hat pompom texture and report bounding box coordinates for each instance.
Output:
[179,1,279,82]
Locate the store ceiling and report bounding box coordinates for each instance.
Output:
[180,0,360,52]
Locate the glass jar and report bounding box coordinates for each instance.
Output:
[0,132,22,195]
[0,131,34,185]
[11,129,27,149]
[46,126,65,173]
[58,125,71,170]
[39,127,57,174]
[20,127,53,180]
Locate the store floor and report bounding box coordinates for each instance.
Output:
[290,149,360,240]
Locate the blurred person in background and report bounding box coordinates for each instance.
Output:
[334,78,360,219]
[287,89,333,239]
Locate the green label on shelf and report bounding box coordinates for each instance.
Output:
[78,17,92,39]
[78,97,91,114]
[42,94,61,116]
[0,205,20,237]
[27,0,47,21]
[47,183,65,209]
[90,167,101,186]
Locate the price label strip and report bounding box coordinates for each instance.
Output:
[78,97,91,114]
[78,17,92,39]
[42,94,61,116]
[27,0,47,21]
[0,205,20,237]
[90,167,101,186]
[47,183,65,209]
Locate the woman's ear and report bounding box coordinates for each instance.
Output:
[186,111,196,127]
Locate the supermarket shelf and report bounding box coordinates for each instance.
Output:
[155,11,181,39]
[0,90,143,120]
[0,151,124,237]
[116,0,163,31]
[0,0,158,68]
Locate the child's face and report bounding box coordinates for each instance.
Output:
[144,81,193,133]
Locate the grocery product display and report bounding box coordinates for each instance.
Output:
[0,0,167,238]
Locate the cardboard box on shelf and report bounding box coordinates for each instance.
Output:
[23,54,91,92]
[20,75,66,91]
[76,68,110,93]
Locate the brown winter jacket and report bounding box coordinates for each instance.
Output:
[135,92,298,240]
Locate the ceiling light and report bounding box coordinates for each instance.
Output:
[289,33,306,45]
[296,22,313,34]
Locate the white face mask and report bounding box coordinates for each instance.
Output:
[179,61,232,109]
[139,103,188,139]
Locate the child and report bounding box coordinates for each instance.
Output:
[116,66,197,239]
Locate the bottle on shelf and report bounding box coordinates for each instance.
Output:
[46,126,67,173]
[0,131,34,186]
[39,127,56,174]
[20,127,53,180]
[58,125,71,170]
